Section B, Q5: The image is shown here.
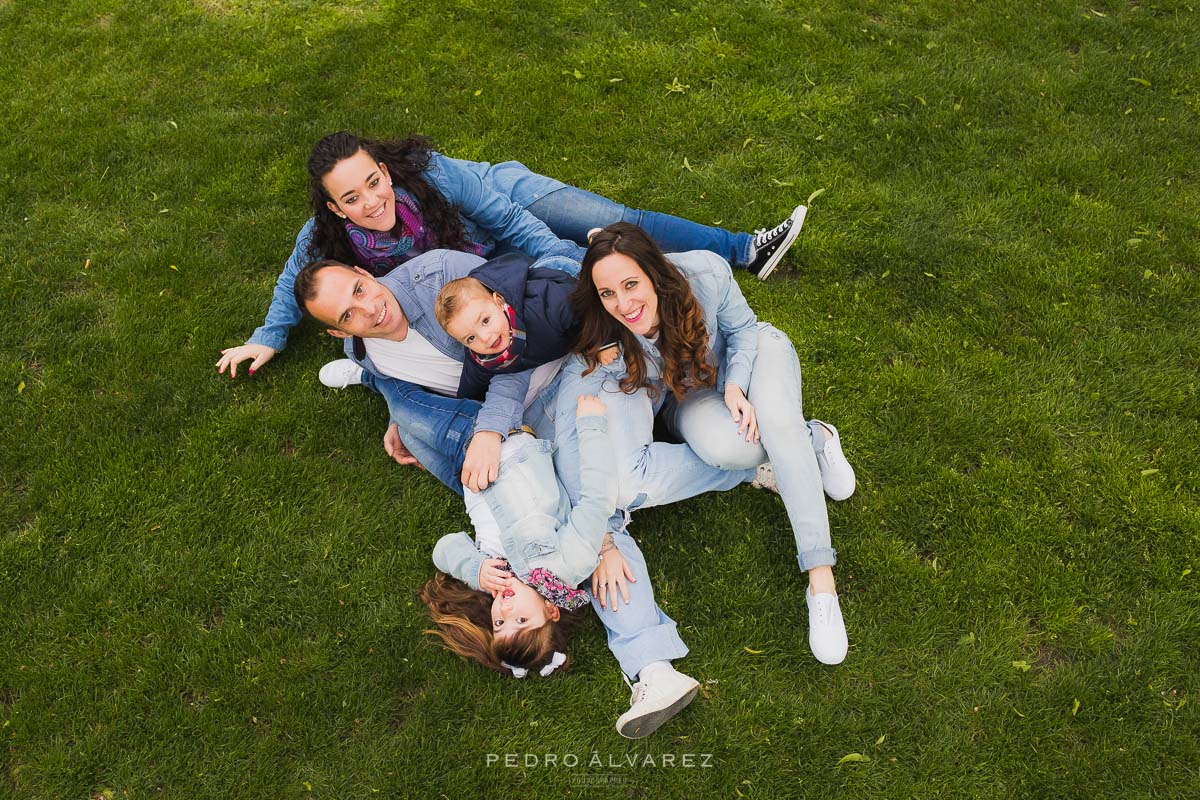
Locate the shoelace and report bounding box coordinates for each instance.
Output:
[623,673,647,706]
[752,218,791,247]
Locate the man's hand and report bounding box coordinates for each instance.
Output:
[462,430,502,492]
[383,423,424,468]
[216,343,276,378]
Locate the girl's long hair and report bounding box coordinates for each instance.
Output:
[306,131,473,271]
[418,573,585,676]
[571,222,716,401]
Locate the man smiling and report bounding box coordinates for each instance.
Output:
[293,249,580,494]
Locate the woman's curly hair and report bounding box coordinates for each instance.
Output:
[305,131,473,272]
[570,222,716,402]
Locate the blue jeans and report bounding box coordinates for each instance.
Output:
[362,370,563,497]
[526,186,755,268]
[662,323,837,571]
[551,354,753,517]
[592,529,689,679]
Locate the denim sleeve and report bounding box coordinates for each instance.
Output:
[554,413,618,585]
[529,253,582,279]
[708,253,759,393]
[428,154,582,261]
[473,370,531,439]
[246,218,318,351]
[433,532,486,591]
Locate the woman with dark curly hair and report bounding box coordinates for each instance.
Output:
[551,223,857,665]
[216,131,806,378]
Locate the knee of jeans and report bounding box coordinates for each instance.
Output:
[690,435,764,472]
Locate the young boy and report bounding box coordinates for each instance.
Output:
[435,259,615,406]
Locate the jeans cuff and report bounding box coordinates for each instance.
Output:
[798,546,837,572]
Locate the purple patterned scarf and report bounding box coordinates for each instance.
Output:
[344,186,488,271]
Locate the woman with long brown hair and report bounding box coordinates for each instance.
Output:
[216,130,806,379]
[551,223,857,665]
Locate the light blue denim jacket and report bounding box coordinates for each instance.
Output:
[342,249,581,438]
[247,153,586,352]
[433,414,617,590]
[577,250,759,394]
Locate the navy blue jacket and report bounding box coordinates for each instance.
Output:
[457,254,579,401]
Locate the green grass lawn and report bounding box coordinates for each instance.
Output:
[2,0,1198,797]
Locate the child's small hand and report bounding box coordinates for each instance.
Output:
[479,558,512,595]
[576,395,607,418]
[596,343,620,367]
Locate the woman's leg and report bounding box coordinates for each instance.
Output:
[551,357,752,512]
[361,371,480,497]
[525,186,754,268]
[745,324,837,574]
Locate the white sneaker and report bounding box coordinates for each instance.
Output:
[615,664,699,739]
[807,589,848,665]
[811,420,855,501]
[318,359,364,389]
[751,462,779,494]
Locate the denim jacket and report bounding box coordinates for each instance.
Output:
[433,414,616,590]
[247,153,586,352]
[574,250,759,395]
[341,249,581,438]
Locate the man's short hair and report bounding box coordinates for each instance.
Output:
[293,259,356,318]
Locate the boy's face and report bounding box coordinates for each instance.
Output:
[445,292,512,355]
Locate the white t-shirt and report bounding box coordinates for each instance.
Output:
[524,355,567,408]
[362,329,463,396]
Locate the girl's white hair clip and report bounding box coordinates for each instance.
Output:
[503,651,566,679]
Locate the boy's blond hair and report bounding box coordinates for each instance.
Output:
[435,277,495,329]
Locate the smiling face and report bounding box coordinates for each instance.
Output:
[491,580,558,640]
[592,252,661,337]
[444,292,512,355]
[322,149,397,231]
[305,265,409,340]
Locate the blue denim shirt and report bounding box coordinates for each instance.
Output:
[433,414,616,590]
[342,249,582,438]
[571,250,759,395]
[247,153,586,351]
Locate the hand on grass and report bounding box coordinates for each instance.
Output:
[216,344,276,378]
[383,423,423,468]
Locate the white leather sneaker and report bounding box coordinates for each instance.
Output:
[318,359,364,390]
[615,664,699,739]
[811,420,855,501]
[807,589,848,665]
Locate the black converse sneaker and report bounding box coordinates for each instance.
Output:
[746,205,807,281]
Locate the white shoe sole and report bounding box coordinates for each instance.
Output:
[616,682,699,739]
[756,205,807,281]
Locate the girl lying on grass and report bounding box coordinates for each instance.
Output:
[217,130,805,378]
[421,395,704,738]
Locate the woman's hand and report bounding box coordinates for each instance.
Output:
[216,344,276,378]
[576,394,607,418]
[724,384,759,444]
[479,558,513,596]
[591,534,636,611]
[383,423,423,468]
[462,431,502,492]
